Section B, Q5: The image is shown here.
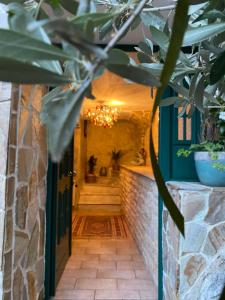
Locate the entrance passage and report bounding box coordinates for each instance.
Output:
[53,211,157,300]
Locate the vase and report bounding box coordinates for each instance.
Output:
[194,152,225,187]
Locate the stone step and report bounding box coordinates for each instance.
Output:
[81,185,120,195]
[79,194,121,205]
[77,204,122,215]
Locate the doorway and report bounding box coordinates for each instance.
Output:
[45,65,159,300]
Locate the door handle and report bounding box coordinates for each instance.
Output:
[67,170,77,177]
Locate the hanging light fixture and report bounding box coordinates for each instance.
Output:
[86,105,119,128]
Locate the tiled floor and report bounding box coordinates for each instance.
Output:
[54,237,157,300]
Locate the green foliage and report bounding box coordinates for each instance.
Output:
[111,149,123,161]
[213,162,225,172]
[136,1,225,120]
[178,142,225,172]
[1,0,223,239]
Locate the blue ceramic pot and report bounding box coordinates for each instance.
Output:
[194,152,225,187]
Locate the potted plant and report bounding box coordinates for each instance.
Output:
[177,109,225,187]
[111,149,123,176]
[86,155,97,183]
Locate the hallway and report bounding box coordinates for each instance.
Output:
[54,224,157,300]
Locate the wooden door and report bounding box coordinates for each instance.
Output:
[45,141,74,299]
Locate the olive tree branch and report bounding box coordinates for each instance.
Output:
[74,0,149,94]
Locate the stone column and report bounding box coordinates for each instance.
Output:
[163,182,225,300]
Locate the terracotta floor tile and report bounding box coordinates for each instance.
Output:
[55,220,156,300]
[64,261,82,270]
[81,260,116,270]
[75,278,117,290]
[100,254,132,261]
[54,289,95,299]
[95,289,140,300]
[69,254,99,262]
[86,247,117,255]
[139,290,157,300]
[117,279,152,290]
[117,261,145,270]
[61,269,97,279]
[134,270,151,280]
[117,247,140,255]
[97,269,135,279]
[132,255,144,263]
[72,247,86,255]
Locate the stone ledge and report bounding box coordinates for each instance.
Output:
[167,181,225,192]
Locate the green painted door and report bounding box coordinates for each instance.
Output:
[45,141,74,299]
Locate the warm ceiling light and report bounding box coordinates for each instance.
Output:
[86,105,119,128]
[109,100,124,106]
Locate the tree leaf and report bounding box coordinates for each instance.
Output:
[138,41,152,56]
[150,0,190,236]
[141,11,166,30]
[137,52,152,63]
[194,75,205,112]
[71,12,112,28]
[77,0,90,15]
[0,28,75,62]
[45,88,86,161]
[150,26,169,50]
[159,97,187,107]
[9,11,62,74]
[107,49,129,65]
[210,50,225,84]
[46,19,107,60]
[107,64,160,87]
[59,0,78,14]
[0,57,71,84]
[183,23,225,46]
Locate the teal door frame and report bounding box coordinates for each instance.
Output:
[45,140,74,300]
[158,88,200,299]
[45,160,57,299]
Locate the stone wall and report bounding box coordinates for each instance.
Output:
[163,182,225,300]
[120,166,158,293]
[3,85,47,300]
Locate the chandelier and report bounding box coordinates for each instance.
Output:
[86,105,119,128]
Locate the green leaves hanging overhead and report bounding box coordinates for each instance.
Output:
[210,50,225,84]
[43,87,87,161]
[0,57,71,84]
[107,64,160,87]
[46,19,107,60]
[150,0,190,236]
[0,29,75,62]
[183,23,225,46]
[107,49,130,65]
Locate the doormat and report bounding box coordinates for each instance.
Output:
[72,215,130,239]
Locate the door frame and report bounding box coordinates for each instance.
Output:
[45,160,58,299]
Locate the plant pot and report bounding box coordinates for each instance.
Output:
[85,174,97,183]
[194,152,225,187]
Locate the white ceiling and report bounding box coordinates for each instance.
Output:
[82,69,156,115]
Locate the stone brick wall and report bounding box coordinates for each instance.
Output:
[120,166,158,292]
[3,85,47,300]
[163,182,225,300]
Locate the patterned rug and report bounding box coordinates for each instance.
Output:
[72,215,129,239]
